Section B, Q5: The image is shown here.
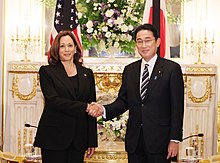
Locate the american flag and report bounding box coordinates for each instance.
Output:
[50,0,82,53]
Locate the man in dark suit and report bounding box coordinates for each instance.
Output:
[87,23,184,163]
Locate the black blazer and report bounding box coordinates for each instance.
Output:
[105,57,184,154]
[34,62,98,151]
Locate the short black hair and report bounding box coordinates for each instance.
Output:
[133,23,159,41]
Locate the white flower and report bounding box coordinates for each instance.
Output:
[111,33,117,38]
[93,30,98,35]
[128,25,134,31]
[77,12,82,19]
[102,26,108,32]
[105,9,114,17]
[120,34,127,41]
[121,24,129,32]
[127,7,132,14]
[113,42,120,48]
[114,121,121,130]
[105,31,112,38]
[130,15,138,22]
[115,17,124,25]
[107,19,113,26]
[108,0,115,3]
[121,9,126,14]
[127,0,135,5]
[115,37,120,42]
[97,111,128,141]
[86,0,90,3]
[121,114,128,121]
[93,3,99,7]
[86,20,93,28]
[127,34,133,41]
[87,28,93,33]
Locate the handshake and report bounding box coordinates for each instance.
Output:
[86,102,104,118]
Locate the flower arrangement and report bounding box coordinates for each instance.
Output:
[96,93,129,142]
[97,111,128,141]
[77,0,145,55]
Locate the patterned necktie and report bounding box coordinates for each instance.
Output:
[140,64,149,102]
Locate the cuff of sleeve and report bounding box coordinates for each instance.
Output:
[171,140,180,144]
[102,106,106,119]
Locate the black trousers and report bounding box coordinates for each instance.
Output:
[128,129,171,163]
[41,145,85,163]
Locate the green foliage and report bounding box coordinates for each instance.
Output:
[77,0,145,54]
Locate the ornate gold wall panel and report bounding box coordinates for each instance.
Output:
[4,61,44,154]
[187,77,212,103]
[84,142,127,163]
[12,75,37,100]
[94,73,122,93]
[179,64,217,159]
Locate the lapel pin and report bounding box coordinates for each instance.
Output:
[84,74,87,77]
[158,70,163,77]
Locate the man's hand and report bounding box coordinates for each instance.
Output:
[167,141,179,159]
[86,102,104,117]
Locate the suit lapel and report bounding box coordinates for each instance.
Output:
[133,60,142,102]
[144,57,164,102]
[51,62,77,99]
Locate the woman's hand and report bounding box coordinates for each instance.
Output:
[86,147,95,159]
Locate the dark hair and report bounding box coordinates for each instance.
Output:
[48,31,82,65]
[133,23,159,41]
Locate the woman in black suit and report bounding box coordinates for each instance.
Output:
[34,31,97,163]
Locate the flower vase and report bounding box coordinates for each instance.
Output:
[107,46,120,60]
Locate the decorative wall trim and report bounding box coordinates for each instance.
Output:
[185,67,214,73]
[182,64,217,76]
[187,77,212,103]
[94,73,122,93]
[84,142,127,162]
[12,75,37,101]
